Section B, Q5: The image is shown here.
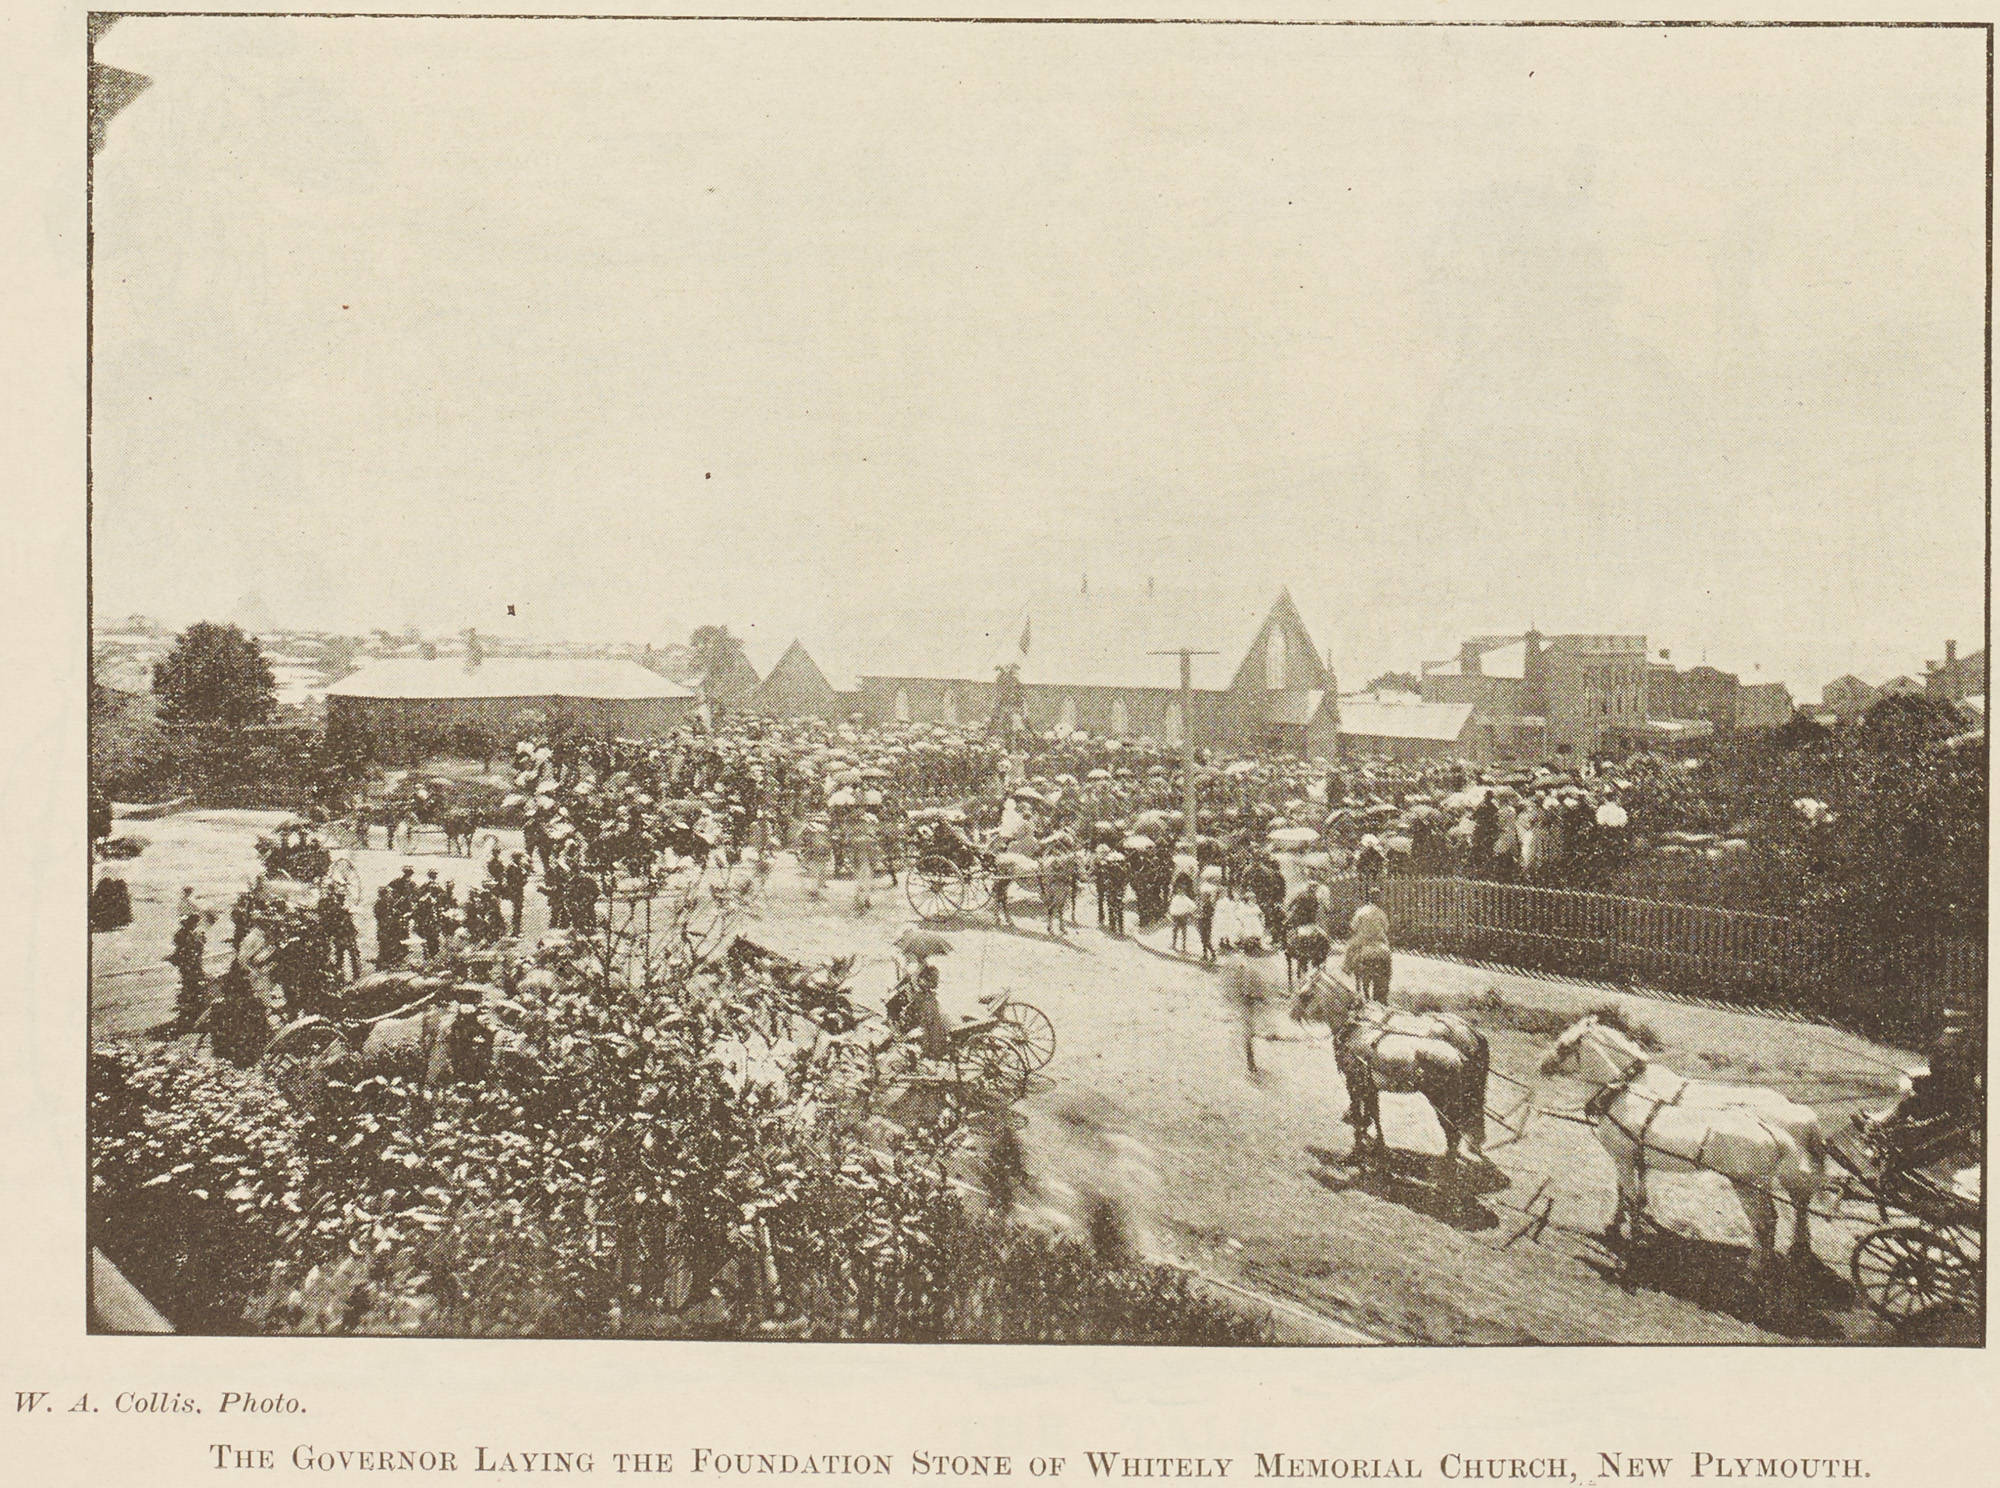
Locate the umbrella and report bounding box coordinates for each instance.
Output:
[994,851,1039,874]
[1269,826,1320,848]
[1595,802,1630,828]
[1121,835,1155,851]
[1087,768,1113,781]
[1132,809,1173,832]
[894,928,954,959]
[1224,759,1259,777]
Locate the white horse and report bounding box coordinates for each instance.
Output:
[1540,1015,1827,1274]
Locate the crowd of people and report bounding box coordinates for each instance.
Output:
[152,710,1697,1065]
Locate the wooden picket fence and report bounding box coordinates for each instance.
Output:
[1321,874,1984,1044]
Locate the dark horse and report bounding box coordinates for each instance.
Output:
[1296,971,1489,1179]
[1284,924,1332,991]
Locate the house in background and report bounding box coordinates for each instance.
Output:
[1820,674,1876,724]
[1925,640,1987,706]
[1736,681,1795,731]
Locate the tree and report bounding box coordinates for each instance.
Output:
[152,622,276,728]
[688,625,753,705]
[1365,671,1421,695]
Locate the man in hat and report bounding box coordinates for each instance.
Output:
[414,870,449,961]
[500,851,531,935]
[849,811,880,914]
[373,882,402,967]
[1098,849,1128,936]
[1344,887,1393,1002]
[1355,834,1386,900]
[167,912,208,1034]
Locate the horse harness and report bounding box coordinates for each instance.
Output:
[1586,1057,1682,1182]
[1585,1056,1782,1184]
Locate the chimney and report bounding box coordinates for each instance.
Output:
[1460,641,1482,676]
[1947,639,1958,664]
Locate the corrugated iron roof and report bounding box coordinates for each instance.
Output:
[324,657,695,701]
[1338,699,1475,742]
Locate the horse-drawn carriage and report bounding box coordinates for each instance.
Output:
[821,987,1051,1120]
[255,819,358,892]
[258,970,499,1103]
[901,812,1083,925]
[348,776,513,856]
[1831,1117,1983,1333]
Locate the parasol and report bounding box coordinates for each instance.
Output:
[1595,802,1629,828]
[1224,759,1260,777]
[1121,834,1155,851]
[895,928,953,959]
[1268,826,1320,848]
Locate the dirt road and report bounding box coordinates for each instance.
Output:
[92,812,1920,1343]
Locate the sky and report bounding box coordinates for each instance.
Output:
[89,18,1987,695]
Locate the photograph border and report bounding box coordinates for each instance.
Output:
[84,9,1996,1347]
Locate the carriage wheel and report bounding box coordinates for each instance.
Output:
[1850,1225,1978,1323]
[962,869,995,913]
[259,1019,346,1103]
[906,856,967,921]
[997,1001,1056,1070]
[954,1031,1030,1103]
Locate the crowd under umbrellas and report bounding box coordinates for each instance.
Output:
[153,705,1685,1081]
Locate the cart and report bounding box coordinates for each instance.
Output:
[256,972,452,1102]
[1830,1119,1983,1333]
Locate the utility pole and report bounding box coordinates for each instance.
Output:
[1149,647,1218,852]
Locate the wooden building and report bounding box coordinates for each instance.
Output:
[324,656,697,757]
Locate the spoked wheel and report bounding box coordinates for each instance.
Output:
[259,1019,347,1104]
[996,1001,1055,1070]
[954,1031,1031,1103]
[906,856,967,922]
[1850,1224,1979,1324]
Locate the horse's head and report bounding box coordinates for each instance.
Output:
[1538,1015,1599,1078]
[1294,967,1360,1030]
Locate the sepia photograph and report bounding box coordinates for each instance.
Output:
[83,12,1986,1350]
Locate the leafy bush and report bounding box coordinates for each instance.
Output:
[93,936,1262,1341]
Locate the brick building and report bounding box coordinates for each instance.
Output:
[1647,662,1740,734]
[855,588,1332,752]
[1925,640,1987,706]
[1421,630,1650,759]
